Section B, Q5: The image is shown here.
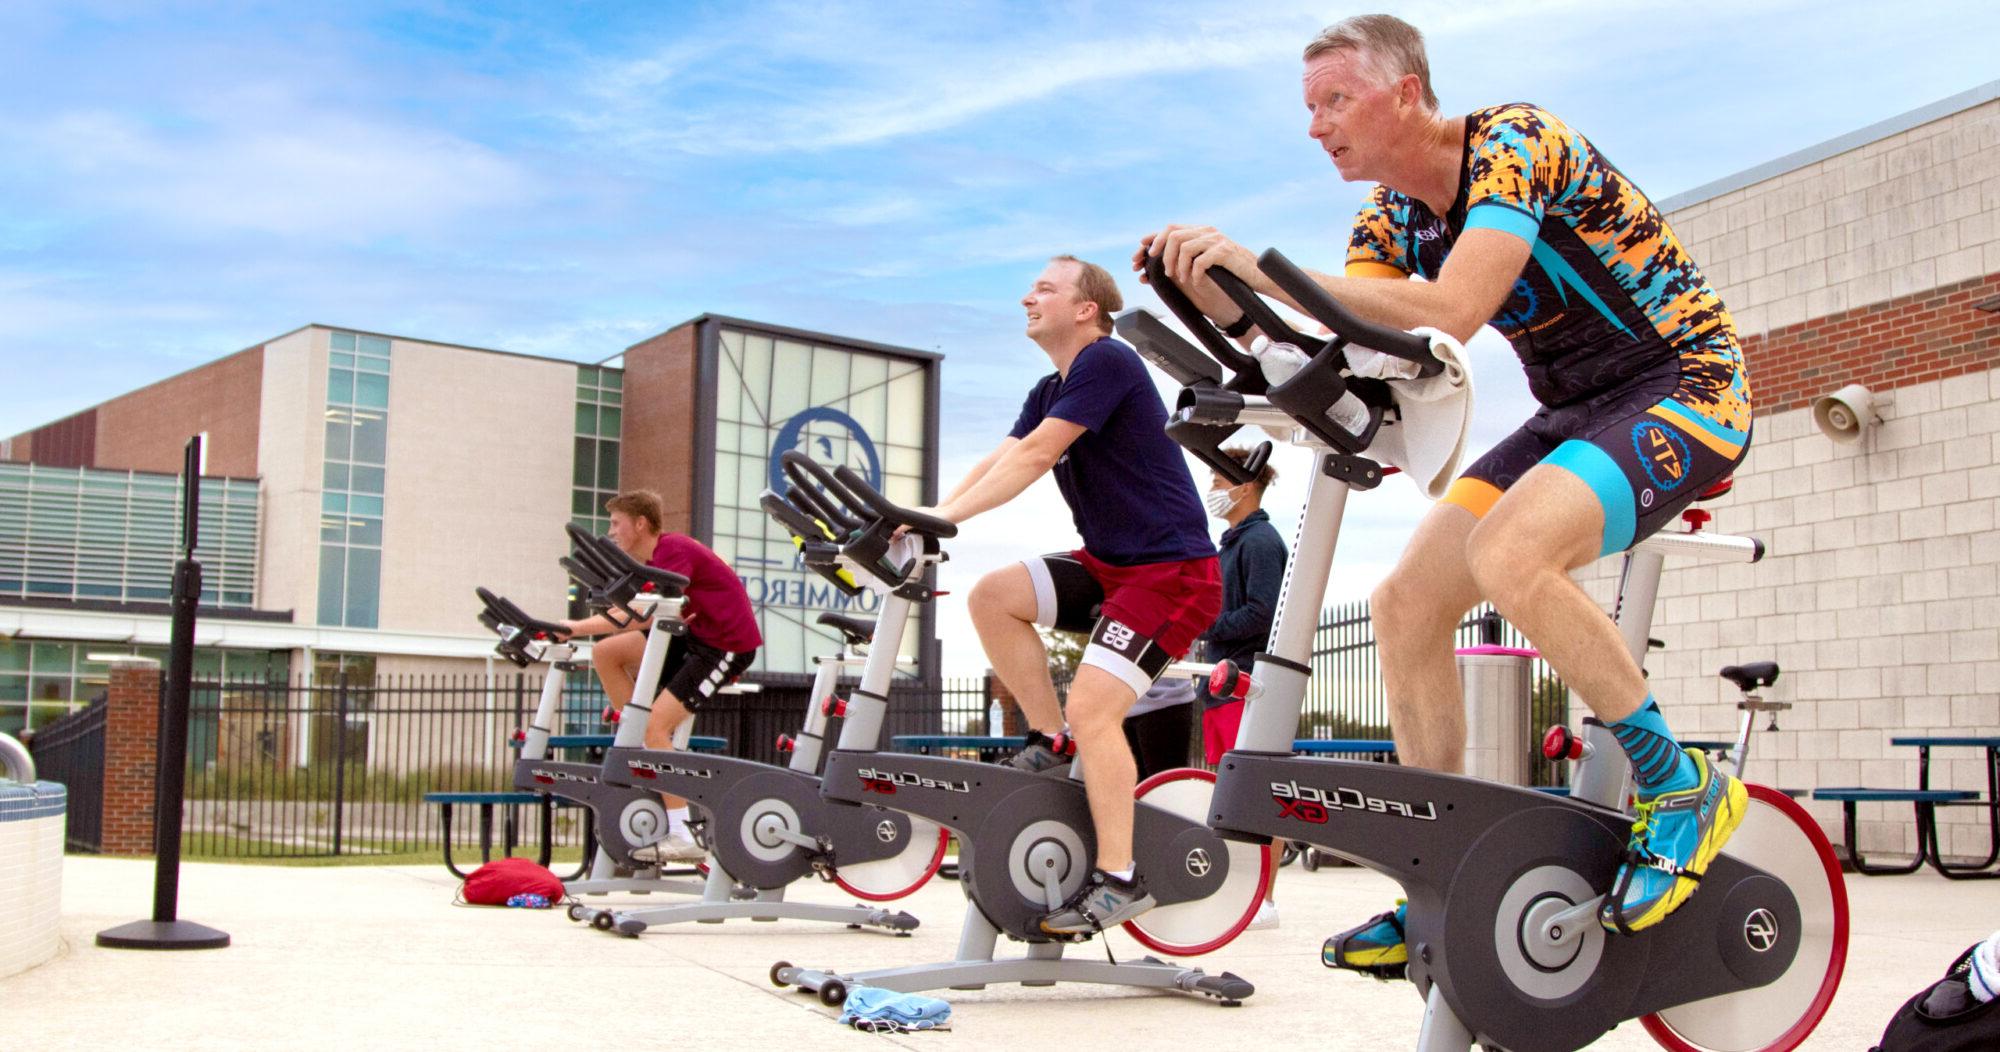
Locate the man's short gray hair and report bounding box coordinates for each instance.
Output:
[1303,14,1439,112]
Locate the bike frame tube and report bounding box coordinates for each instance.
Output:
[520,642,576,762]
[612,595,672,749]
[1236,450,1351,752]
[834,594,913,751]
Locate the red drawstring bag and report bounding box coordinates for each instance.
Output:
[459,857,564,906]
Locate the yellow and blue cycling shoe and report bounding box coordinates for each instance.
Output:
[1600,747,1748,934]
[1323,898,1408,980]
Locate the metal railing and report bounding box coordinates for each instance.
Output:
[26,698,106,851]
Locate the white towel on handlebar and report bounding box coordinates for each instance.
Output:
[1247,327,1473,500]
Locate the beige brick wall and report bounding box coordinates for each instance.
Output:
[256,329,319,618]
[1666,97,2000,335]
[1577,372,2000,860]
[375,338,578,637]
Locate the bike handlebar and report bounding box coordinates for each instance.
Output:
[779,450,956,539]
[1255,249,1439,375]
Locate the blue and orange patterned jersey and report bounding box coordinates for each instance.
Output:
[1346,103,1750,436]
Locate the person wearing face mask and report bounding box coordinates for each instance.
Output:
[1197,446,1286,929]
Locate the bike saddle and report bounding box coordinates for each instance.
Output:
[816,612,875,647]
[1719,660,1780,691]
[1694,474,1734,501]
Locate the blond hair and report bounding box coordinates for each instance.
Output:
[604,490,664,533]
[1050,255,1124,335]
[1303,14,1439,111]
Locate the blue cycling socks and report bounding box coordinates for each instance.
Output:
[1608,698,1698,792]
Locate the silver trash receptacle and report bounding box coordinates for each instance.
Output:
[1456,645,1537,786]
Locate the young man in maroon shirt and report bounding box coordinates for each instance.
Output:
[564,491,762,861]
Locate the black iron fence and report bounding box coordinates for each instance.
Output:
[47,600,1568,860]
[26,698,107,852]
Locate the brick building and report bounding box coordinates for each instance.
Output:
[1580,80,2000,859]
[0,317,941,738]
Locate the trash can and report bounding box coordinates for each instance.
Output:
[1455,645,1537,786]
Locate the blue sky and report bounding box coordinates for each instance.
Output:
[5,1,1998,672]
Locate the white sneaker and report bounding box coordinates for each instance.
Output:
[630,833,707,863]
[1246,901,1279,931]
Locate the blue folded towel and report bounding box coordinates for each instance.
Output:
[837,986,952,1033]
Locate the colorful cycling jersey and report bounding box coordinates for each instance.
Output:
[1346,103,1750,434]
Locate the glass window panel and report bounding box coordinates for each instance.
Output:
[331,351,354,367]
[347,517,382,546]
[358,355,390,374]
[353,372,389,410]
[321,517,343,542]
[322,492,348,514]
[349,465,384,494]
[0,640,25,673]
[572,490,596,516]
[599,407,620,435]
[577,366,598,388]
[602,389,620,407]
[317,546,345,625]
[573,438,594,487]
[718,328,743,357]
[885,371,927,446]
[330,332,356,352]
[31,643,72,674]
[0,707,22,737]
[810,345,853,406]
[575,404,595,436]
[0,675,24,701]
[357,335,390,356]
[602,370,622,391]
[596,441,619,490]
[323,462,350,491]
[324,418,352,460]
[770,340,812,416]
[716,422,738,453]
[351,412,388,464]
[345,548,380,628]
[29,676,71,702]
[327,368,354,405]
[348,494,384,518]
[887,445,922,477]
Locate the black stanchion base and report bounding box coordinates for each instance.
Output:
[95,919,231,950]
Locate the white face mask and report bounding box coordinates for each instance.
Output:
[1204,488,1237,519]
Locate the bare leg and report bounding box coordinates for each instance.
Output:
[1370,504,1485,772]
[1466,465,1646,722]
[590,630,644,710]
[643,688,693,812]
[1065,665,1140,871]
[970,564,1063,734]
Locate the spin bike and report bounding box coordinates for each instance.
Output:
[1130,251,1846,1052]
[772,452,1262,1008]
[476,524,707,898]
[569,460,946,935]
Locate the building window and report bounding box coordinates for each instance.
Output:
[0,639,283,736]
[0,463,260,607]
[319,332,390,628]
[573,366,623,535]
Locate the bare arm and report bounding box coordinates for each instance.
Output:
[942,439,1016,505]
[1139,224,1529,345]
[933,418,1085,524]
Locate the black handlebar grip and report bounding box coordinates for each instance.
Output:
[831,465,957,538]
[1143,254,1263,377]
[1255,249,1439,375]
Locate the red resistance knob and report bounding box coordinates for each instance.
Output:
[1681,507,1712,532]
[1207,661,1252,704]
[511,729,528,744]
[602,705,620,725]
[776,734,796,753]
[1542,725,1584,762]
[822,696,848,719]
[1048,732,1080,758]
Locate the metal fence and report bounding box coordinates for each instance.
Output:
[47,599,1568,860]
[25,697,106,852]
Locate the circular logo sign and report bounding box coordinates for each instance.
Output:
[769,407,883,497]
[1185,848,1213,878]
[876,820,899,844]
[1743,908,1779,953]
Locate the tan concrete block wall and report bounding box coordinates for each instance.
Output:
[1667,98,2000,336]
[1574,371,2000,861]
[255,330,320,619]
[375,339,575,636]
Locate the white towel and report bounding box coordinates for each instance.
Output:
[1247,328,1474,499]
[1971,929,2000,1002]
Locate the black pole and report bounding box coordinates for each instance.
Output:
[332,678,348,857]
[98,434,230,950]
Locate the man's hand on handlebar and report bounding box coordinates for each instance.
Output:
[1134,225,1267,327]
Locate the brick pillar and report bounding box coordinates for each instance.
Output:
[986,672,1027,736]
[101,660,163,855]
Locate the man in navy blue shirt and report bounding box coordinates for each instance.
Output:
[925,255,1222,935]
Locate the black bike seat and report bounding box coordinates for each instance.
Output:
[817,612,876,646]
[1719,661,1780,691]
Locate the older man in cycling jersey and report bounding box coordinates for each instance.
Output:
[1137,13,1752,971]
